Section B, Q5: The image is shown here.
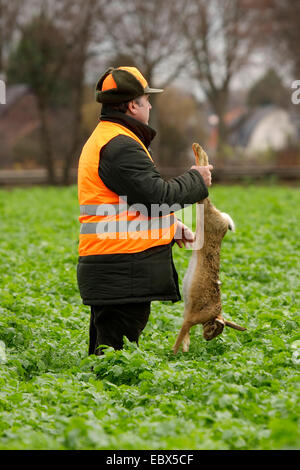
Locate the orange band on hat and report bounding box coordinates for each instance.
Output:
[118,66,148,89]
[102,74,118,91]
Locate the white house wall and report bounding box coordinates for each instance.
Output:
[247,109,296,153]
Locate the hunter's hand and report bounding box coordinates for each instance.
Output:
[191,164,213,187]
[174,220,195,249]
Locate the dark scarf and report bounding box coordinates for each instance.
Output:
[100,109,156,149]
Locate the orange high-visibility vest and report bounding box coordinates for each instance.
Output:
[78,120,177,256]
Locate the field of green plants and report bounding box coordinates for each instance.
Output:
[0,184,299,450]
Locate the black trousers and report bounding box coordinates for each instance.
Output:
[88,302,151,355]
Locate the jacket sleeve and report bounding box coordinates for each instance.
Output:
[98,135,208,212]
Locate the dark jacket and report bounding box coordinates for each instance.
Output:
[77,110,209,306]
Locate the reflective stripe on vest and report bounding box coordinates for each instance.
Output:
[78,121,177,256]
[80,213,175,235]
[80,203,128,216]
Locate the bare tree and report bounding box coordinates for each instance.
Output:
[7,0,105,184]
[181,0,267,154]
[98,0,189,155]
[37,0,104,184]
[59,0,102,184]
[0,0,23,73]
[7,12,68,183]
[99,0,187,86]
[267,0,300,78]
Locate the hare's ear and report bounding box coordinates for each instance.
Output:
[225,320,247,331]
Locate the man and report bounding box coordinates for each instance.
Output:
[77,66,213,355]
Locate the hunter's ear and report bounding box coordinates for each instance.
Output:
[127,100,137,115]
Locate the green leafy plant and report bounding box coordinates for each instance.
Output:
[0,184,299,450]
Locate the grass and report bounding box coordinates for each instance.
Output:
[0,184,299,450]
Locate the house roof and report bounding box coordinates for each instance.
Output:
[0,84,30,117]
[229,105,283,148]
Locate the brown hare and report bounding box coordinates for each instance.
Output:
[173,143,246,354]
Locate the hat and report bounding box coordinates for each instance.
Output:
[95,66,163,104]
